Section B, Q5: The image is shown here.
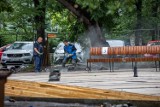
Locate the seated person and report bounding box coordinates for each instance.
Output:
[62,40,77,67]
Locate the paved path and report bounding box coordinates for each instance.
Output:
[8,68,160,96]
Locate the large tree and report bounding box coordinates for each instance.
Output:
[0,0,13,47]
[135,0,142,46]
[0,0,12,12]
[33,0,47,43]
[151,0,159,40]
[57,0,115,47]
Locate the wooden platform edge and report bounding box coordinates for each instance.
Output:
[5,80,160,101]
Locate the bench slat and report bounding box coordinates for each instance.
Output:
[90,46,160,55]
[87,57,160,63]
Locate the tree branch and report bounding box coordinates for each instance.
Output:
[57,0,91,26]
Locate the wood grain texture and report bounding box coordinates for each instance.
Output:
[5,80,160,101]
[87,57,160,63]
[91,46,160,55]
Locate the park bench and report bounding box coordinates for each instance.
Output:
[87,46,160,72]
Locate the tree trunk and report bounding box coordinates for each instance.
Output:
[57,0,105,47]
[33,0,50,66]
[87,22,105,47]
[33,0,46,41]
[57,0,91,26]
[151,0,158,40]
[135,0,142,46]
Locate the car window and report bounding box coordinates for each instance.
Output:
[57,43,64,50]
[105,42,110,47]
[23,44,33,50]
[150,42,160,46]
[9,43,33,50]
[74,43,81,50]
[106,41,124,47]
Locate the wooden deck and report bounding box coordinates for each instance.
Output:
[5,80,160,101]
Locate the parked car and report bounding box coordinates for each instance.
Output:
[106,40,126,57]
[106,40,125,47]
[53,42,84,63]
[144,40,160,57]
[0,44,11,60]
[1,41,34,68]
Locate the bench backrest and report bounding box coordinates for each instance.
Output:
[90,46,160,55]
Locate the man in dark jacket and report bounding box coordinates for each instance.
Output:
[62,40,77,67]
[34,37,43,72]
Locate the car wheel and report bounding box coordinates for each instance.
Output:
[1,63,7,68]
[15,66,20,68]
[54,59,63,64]
[30,57,34,64]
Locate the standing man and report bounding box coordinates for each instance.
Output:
[62,40,77,67]
[34,37,43,72]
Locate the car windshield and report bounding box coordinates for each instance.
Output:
[150,42,160,46]
[9,43,33,50]
[106,40,124,47]
[56,42,82,51]
[74,43,82,50]
[57,43,64,50]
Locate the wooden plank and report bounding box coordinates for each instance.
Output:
[5,80,160,101]
[87,58,160,63]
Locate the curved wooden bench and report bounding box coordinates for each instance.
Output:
[87,46,160,72]
[90,46,160,55]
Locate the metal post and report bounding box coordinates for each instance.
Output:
[112,62,114,72]
[109,56,111,72]
[112,55,114,72]
[133,55,138,77]
[86,61,91,72]
[109,61,111,72]
[89,55,91,71]
[133,62,138,77]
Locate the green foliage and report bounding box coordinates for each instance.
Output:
[0,0,35,44]
[0,0,13,12]
[48,8,85,43]
[108,0,160,41]
[0,0,160,47]
[75,0,118,30]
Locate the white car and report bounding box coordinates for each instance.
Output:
[106,40,126,57]
[106,40,125,47]
[53,42,84,63]
[1,41,33,68]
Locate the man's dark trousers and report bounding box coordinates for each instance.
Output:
[34,55,42,72]
[62,56,76,67]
